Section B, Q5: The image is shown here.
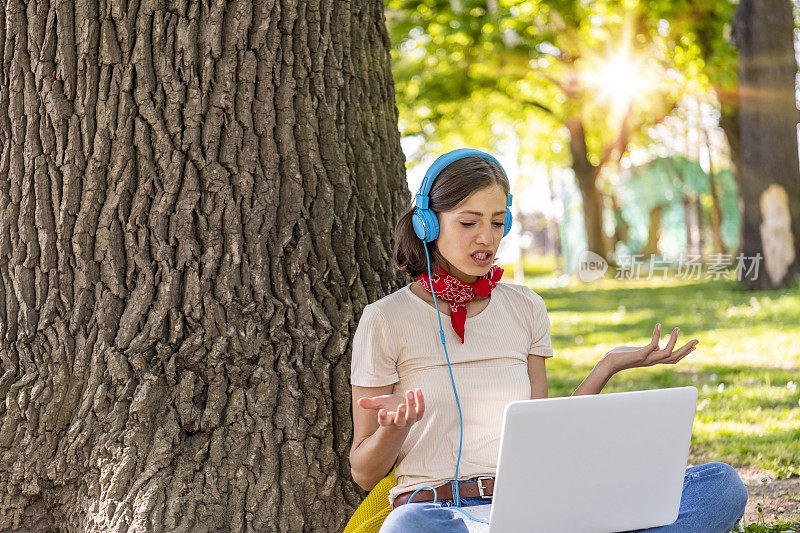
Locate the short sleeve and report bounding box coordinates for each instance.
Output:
[524,287,554,358]
[350,304,399,387]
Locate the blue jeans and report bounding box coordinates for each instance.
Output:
[380,462,748,532]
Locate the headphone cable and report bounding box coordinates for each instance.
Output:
[404,242,488,524]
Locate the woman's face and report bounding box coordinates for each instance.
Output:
[435,184,508,284]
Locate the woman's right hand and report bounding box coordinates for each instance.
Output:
[357,388,425,428]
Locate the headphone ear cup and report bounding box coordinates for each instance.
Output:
[412,209,426,241]
[503,208,513,237]
[412,209,440,242]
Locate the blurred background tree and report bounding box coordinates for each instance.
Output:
[386,0,800,289]
[372,2,800,527]
[731,0,800,289]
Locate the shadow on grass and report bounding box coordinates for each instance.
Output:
[542,359,800,478]
[536,279,799,343]
[547,363,800,402]
[691,427,800,475]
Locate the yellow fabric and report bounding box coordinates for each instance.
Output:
[343,468,397,533]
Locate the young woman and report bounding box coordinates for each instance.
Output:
[349,151,748,532]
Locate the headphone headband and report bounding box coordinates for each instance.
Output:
[412,148,513,242]
[417,148,504,200]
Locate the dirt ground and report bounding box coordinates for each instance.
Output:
[732,465,800,527]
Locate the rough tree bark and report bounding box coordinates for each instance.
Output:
[0,0,408,531]
[732,0,800,289]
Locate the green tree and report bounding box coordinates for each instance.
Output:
[388,0,707,260]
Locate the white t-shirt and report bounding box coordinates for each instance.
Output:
[350,282,553,506]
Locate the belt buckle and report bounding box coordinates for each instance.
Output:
[477,476,492,499]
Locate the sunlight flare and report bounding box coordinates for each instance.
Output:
[584,51,655,108]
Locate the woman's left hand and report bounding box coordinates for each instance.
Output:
[603,323,698,374]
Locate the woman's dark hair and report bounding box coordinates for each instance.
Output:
[393,155,510,278]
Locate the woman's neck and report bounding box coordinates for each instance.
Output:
[433,264,478,284]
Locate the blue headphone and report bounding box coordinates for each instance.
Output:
[405,148,512,523]
[411,148,513,242]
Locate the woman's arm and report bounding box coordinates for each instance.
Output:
[527,355,549,399]
[572,358,615,396]
[349,385,425,491]
[527,351,614,397]
[573,324,698,396]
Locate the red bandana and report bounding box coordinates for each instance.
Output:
[417,264,504,343]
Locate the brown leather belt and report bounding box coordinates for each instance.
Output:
[393,476,495,508]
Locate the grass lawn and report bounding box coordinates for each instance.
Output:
[508,260,800,528]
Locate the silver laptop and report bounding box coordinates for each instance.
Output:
[458,387,698,533]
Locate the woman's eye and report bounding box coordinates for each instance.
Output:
[460,222,505,227]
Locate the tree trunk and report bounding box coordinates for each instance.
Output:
[0,0,407,531]
[694,195,705,258]
[683,194,695,255]
[718,97,744,257]
[566,118,607,260]
[607,193,628,259]
[732,0,800,289]
[547,169,562,258]
[708,175,726,255]
[641,206,663,257]
[704,129,726,255]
